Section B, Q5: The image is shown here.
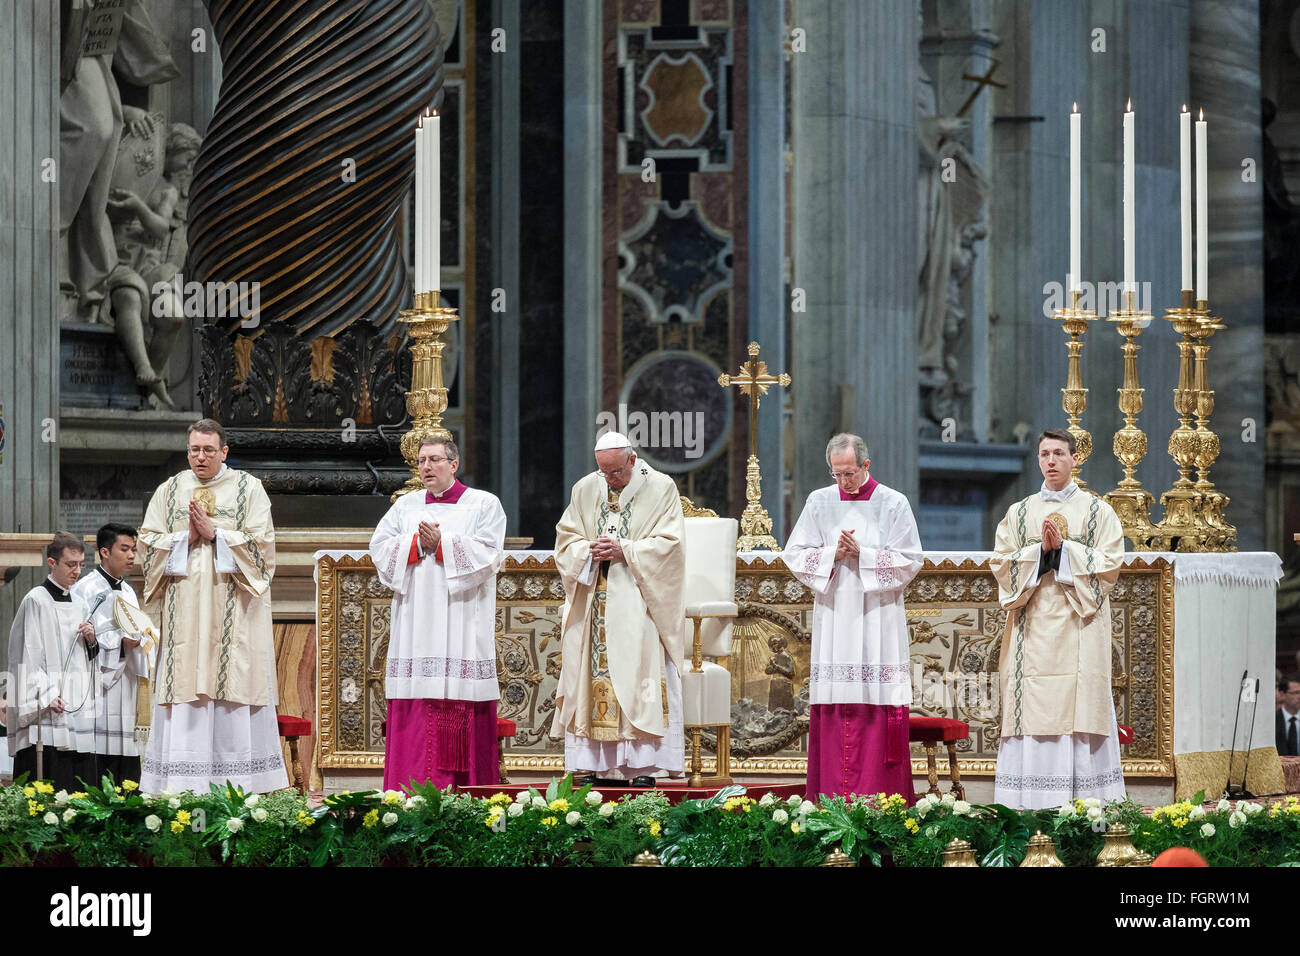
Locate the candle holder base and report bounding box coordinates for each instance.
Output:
[393,289,459,502]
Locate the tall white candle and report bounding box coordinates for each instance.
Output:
[430,110,441,293]
[1196,109,1208,302]
[1123,99,1135,294]
[1070,103,1081,292]
[414,114,425,293]
[1179,107,1192,291]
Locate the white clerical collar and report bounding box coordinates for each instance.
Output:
[1039,480,1079,503]
[197,464,228,485]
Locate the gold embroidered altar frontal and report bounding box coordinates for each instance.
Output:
[315,554,1175,778]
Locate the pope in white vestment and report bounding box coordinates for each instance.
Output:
[6,534,100,790]
[370,438,507,790]
[136,421,288,794]
[552,433,686,784]
[783,434,923,800]
[989,430,1127,810]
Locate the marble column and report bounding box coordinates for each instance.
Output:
[562,0,603,492]
[0,1,61,647]
[791,0,919,505]
[1190,0,1265,550]
[492,0,521,528]
[748,0,786,535]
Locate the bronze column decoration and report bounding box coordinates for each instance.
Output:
[1053,289,1098,489]
[1151,292,1204,550]
[718,342,791,551]
[1103,290,1155,548]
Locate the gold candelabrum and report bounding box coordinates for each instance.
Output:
[1147,291,1235,551]
[392,289,460,501]
[718,342,791,551]
[1103,290,1156,548]
[1052,289,1098,489]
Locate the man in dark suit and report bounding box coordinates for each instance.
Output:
[1276,676,1300,756]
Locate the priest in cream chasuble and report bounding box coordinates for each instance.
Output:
[989,429,1127,809]
[136,420,288,794]
[552,433,686,783]
[783,433,923,800]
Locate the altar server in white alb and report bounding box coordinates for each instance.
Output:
[783,433,923,801]
[71,523,150,784]
[989,428,1127,809]
[552,432,686,786]
[137,419,288,794]
[6,533,99,790]
[370,437,507,790]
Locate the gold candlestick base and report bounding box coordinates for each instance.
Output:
[393,289,459,501]
[1052,290,1098,490]
[1150,292,1206,551]
[1103,295,1155,549]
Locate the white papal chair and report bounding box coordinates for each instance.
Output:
[679,512,739,787]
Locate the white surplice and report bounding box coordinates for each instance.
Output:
[71,568,149,757]
[782,482,924,706]
[5,582,97,756]
[369,486,507,702]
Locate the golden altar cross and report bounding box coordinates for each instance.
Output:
[717,341,791,551]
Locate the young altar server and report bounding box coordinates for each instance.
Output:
[6,532,99,790]
[71,523,150,783]
[989,428,1127,809]
[370,437,507,790]
[783,433,924,800]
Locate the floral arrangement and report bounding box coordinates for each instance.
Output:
[3,774,1300,867]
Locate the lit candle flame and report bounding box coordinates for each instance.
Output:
[1072,101,1078,112]
[1126,97,1132,112]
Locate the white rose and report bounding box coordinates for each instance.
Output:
[772,808,789,824]
[1200,823,1216,838]
[1086,806,1104,821]
[798,800,817,816]
[1058,803,1076,818]
[953,800,971,816]
[382,812,399,827]
[598,802,615,818]
[43,812,58,825]
[160,789,178,798]
[532,795,547,808]
[144,814,162,832]
[586,791,603,806]
[1242,802,1264,816]
[507,803,524,818]
[1189,806,1206,820]
[251,808,268,823]
[62,808,77,823]
[1215,799,1231,813]
[916,802,930,819]
[244,794,260,808]
[1229,811,1246,829]
[515,790,532,804]
[565,811,582,826]
[787,794,803,808]
[226,817,244,833]
[54,790,69,806]
[941,793,956,807]
[405,795,426,810]
[759,793,775,807]
[1083,797,1101,809]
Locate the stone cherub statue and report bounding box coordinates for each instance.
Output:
[100,121,202,409]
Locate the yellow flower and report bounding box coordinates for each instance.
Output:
[121,780,138,792]
[1286,795,1298,806]
[541,815,558,828]
[170,821,184,835]
[790,821,801,834]
[296,811,315,828]
[114,786,122,794]
[176,809,192,826]
[363,809,379,828]
[1287,804,1300,816]
[548,798,569,812]
[27,800,41,817]
[69,792,87,801]
[1172,818,1187,829]
[648,819,662,838]
[485,806,505,827]
[22,786,34,798]
[487,793,512,806]
[904,818,920,833]
[383,791,404,805]
[33,781,54,795]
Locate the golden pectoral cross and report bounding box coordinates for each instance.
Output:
[717,341,791,551]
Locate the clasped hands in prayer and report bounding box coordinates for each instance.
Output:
[590,535,625,563]
[1040,518,1063,552]
[188,500,217,546]
[835,529,859,566]
[418,520,442,554]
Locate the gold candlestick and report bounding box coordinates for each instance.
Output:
[1052,288,1098,489]
[393,289,460,501]
[1150,290,1204,550]
[718,341,791,551]
[1103,290,1155,549]
[1189,303,1236,551]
